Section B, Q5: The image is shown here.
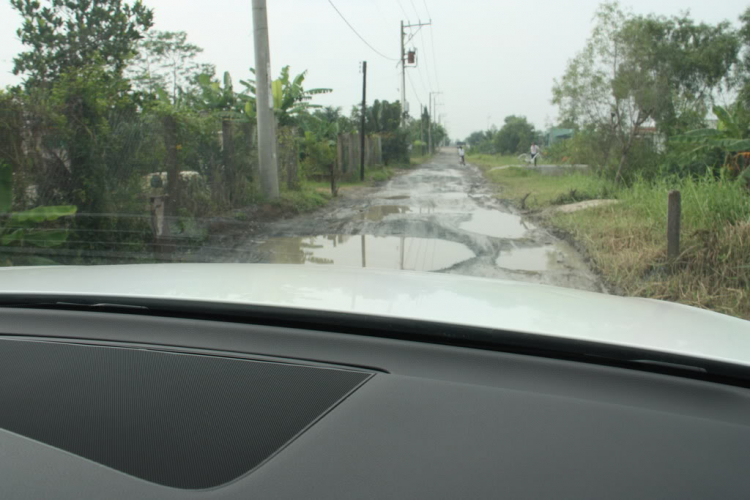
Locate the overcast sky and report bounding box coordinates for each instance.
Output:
[1,0,747,139]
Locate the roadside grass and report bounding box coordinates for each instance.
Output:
[478,163,615,209]
[270,185,331,214]
[273,158,425,216]
[468,154,522,169]
[478,163,750,319]
[409,152,434,167]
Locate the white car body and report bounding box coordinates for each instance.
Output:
[1,263,749,367]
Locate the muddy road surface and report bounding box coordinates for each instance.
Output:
[216,150,604,292]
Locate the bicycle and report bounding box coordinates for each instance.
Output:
[518,153,541,167]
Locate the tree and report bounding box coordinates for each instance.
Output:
[466,131,490,147]
[9,0,153,219]
[739,8,750,106]
[239,66,331,126]
[552,2,740,182]
[11,0,154,86]
[128,30,214,104]
[495,116,537,155]
[671,105,750,174]
[352,100,406,164]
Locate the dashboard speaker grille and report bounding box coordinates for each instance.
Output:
[0,338,370,489]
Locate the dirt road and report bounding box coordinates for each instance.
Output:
[219,150,604,292]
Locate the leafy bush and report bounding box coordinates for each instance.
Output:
[381,129,409,165]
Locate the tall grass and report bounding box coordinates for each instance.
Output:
[476,161,750,318]
[554,176,750,318]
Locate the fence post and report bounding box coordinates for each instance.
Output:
[668,190,681,261]
[222,118,236,205]
[150,195,170,257]
[244,122,258,184]
[287,127,299,190]
[349,134,358,176]
[337,134,344,176]
[365,136,371,168]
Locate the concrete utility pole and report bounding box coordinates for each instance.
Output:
[400,21,406,126]
[360,61,367,181]
[252,0,279,199]
[400,20,431,126]
[429,91,442,153]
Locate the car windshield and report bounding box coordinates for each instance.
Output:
[0,0,749,323]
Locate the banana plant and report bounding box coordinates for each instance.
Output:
[239,66,332,125]
[0,162,77,264]
[194,71,241,117]
[671,106,750,167]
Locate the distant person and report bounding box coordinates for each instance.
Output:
[530,143,540,166]
[458,146,465,165]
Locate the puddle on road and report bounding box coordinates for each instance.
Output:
[459,209,535,239]
[385,195,410,200]
[358,205,411,222]
[495,242,584,272]
[259,235,474,272]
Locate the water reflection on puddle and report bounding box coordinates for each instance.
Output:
[259,235,475,272]
[459,209,534,239]
[358,205,411,222]
[495,242,581,272]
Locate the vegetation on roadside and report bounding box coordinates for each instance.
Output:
[468,155,523,170]
[476,162,750,319]
[468,2,750,319]
[0,0,448,265]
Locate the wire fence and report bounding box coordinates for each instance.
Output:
[0,94,307,265]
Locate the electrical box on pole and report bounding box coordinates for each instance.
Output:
[400,21,431,127]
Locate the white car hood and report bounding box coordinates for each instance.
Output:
[1,263,749,367]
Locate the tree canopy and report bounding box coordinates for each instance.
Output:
[11,0,154,86]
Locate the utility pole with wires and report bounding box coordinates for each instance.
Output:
[429,91,442,153]
[252,0,279,199]
[400,20,431,126]
[360,61,367,181]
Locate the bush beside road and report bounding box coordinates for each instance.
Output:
[473,156,750,320]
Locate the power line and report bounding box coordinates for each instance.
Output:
[429,18,441,91]
[415,58,430,96]
[395,0,411,22]
[418,27,434,92]
[422,0,432,19]
[406,71,423,108]
[409,0,421,20]
[327,0,398,61]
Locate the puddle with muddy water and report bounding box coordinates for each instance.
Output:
[459,209,535,239]
[259,235,474,272]
[358,205,411,222]
[495,241,587,272]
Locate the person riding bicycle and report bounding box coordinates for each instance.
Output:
[458,146,466,165]
[530,143,541,166]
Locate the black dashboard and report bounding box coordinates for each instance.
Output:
[2,306,750,499]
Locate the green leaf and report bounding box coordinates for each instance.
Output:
[197,73,212,87]
[0,162,12,214]
[1,228,25,246]
[272,79,283,111]
[10,205,77,225]
[683,129,722,138]
[244,101,256,119]
[23,229,69,248]
[712,106,742,138]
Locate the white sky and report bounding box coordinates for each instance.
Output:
[1,0,747,139]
